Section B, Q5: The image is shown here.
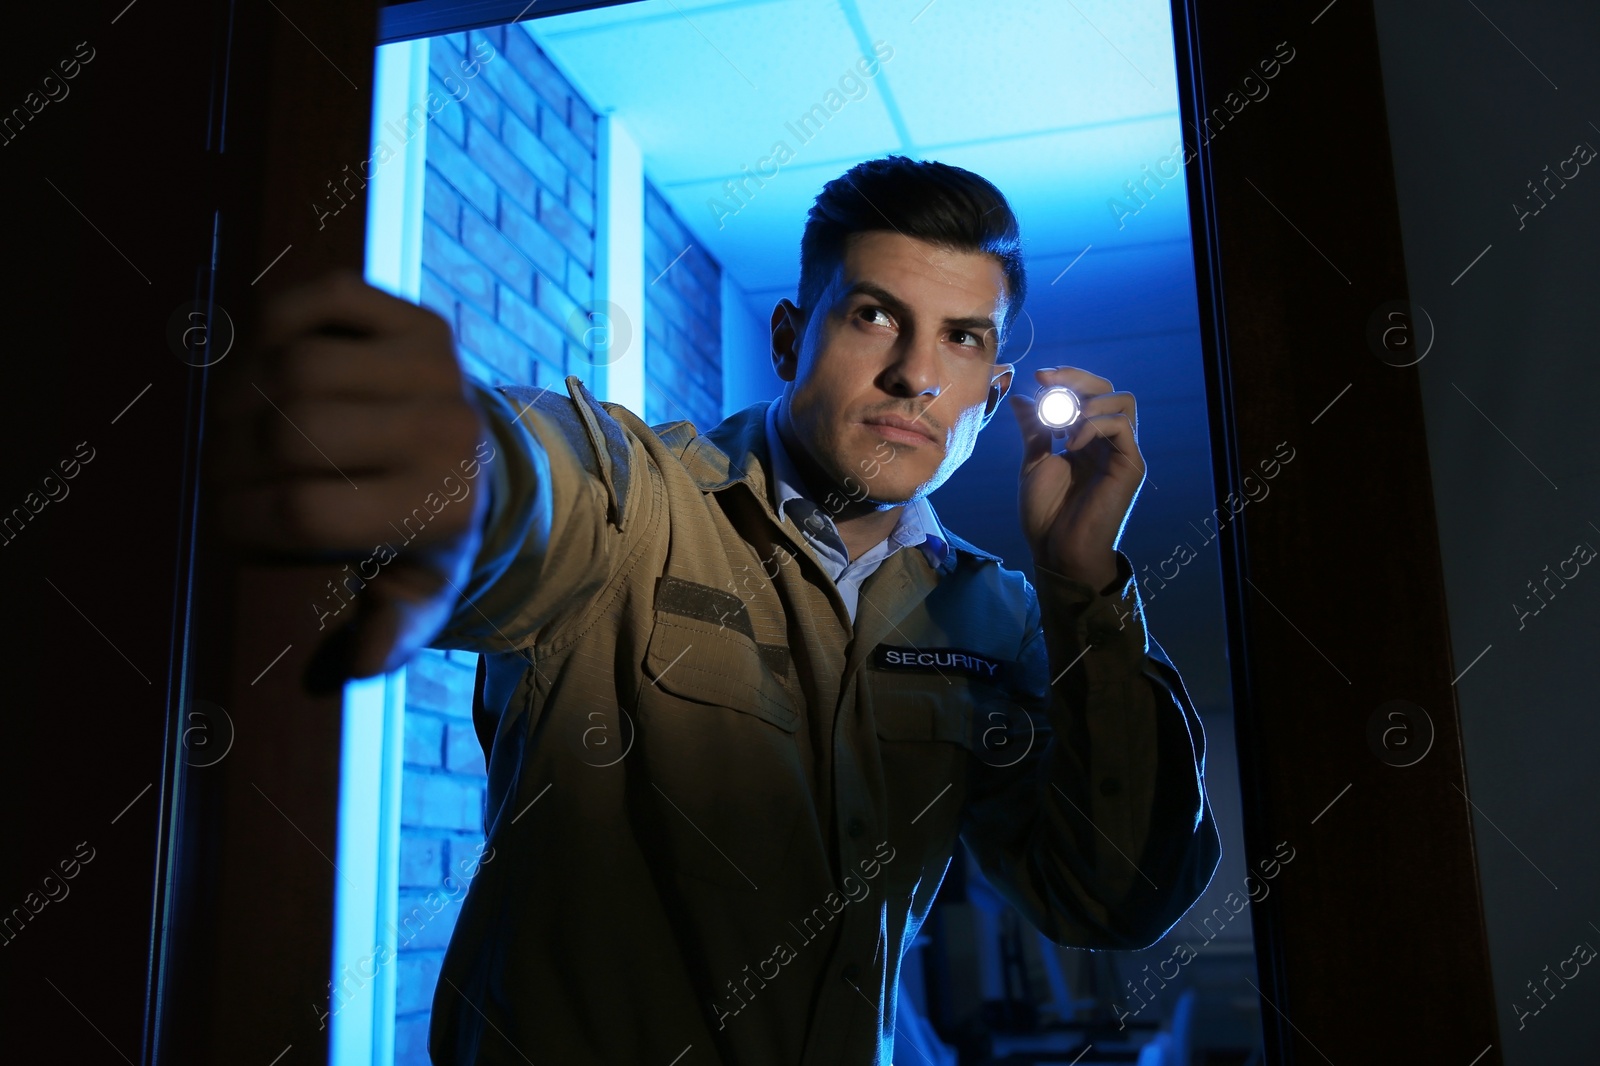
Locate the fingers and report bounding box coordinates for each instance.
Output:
[215,302,459,433]
[307,559,459,687]
[254,270,441,353]
[215,338,460,421]
[345,598,404,680]
[210,393,482,485]
[209,271,493,686]
[1081,392,1137,438]
[207,266,491,560]
[214,470,473,555]
[1032,365,1112,396]
[1064,413,1145,474]
[215,270,456,410]
[1010,386,1141,481]
[347,563,456,677]
[1029,366,1137,437]
[211,401,489,554]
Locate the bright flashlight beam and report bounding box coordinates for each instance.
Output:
[1036,386,1081,429]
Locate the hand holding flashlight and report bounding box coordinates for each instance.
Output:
[1007,366,1145,590]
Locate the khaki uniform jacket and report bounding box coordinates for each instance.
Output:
[427,375,1222,1066]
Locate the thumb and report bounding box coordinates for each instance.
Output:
[303,487,490,691]
[302,561,458,692]
[1008,393,1053,476]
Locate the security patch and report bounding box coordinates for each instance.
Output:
[870,645,1010,682]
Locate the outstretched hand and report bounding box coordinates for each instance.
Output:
[208,271,494,679]
[1007,366,1146,592]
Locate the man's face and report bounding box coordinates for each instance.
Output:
[772,230,1014,505]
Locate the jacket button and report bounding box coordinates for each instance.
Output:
[847,816,865,839]
[842,963,861,981]
[1099,777,1122,797]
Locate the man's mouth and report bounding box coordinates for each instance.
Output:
[861,413,939,447]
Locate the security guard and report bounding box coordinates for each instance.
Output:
[215,155,1221,1066]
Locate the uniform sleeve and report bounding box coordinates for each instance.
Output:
[956,550,1223,950]
[426,376,646,654]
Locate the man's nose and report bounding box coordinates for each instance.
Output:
[881,333,943,399]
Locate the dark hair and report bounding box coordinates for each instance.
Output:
[798,154,1027,353]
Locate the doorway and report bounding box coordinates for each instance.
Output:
[352,2,1265,1062]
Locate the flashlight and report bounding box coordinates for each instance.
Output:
[1035,385,1082,433]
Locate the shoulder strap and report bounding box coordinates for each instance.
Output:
[492,376,634,530]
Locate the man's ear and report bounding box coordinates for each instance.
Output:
[771,299,805,383]
[980,363,1015,428]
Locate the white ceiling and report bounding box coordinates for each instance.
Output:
[526,0,1195,328]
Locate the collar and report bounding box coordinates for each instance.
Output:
[762,400,951,572]
[671,400,999,573]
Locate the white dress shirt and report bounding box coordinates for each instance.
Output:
[763,400,949,623]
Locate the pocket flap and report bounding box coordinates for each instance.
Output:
[644,613,798,732]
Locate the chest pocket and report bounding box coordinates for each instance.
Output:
[873,688,979,745]
[866,665,1031,890]
[634,598,807,893]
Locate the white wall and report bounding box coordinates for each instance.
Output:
[720,274,785,417]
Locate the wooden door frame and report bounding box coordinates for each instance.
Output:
[1169,0,1501,1059]
[153,2,380,1063]
[155,0,1504,1062]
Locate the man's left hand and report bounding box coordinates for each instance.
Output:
[1007,366,1145,591]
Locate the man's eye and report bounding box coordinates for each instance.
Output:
[859,306,893,327]
[950,329,986,349]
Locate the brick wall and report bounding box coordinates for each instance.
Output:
[392,648,482,1060]
[643,181,722,429]
[417,25,598,393]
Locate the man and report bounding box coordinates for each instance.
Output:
[214,154,1221,1064]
